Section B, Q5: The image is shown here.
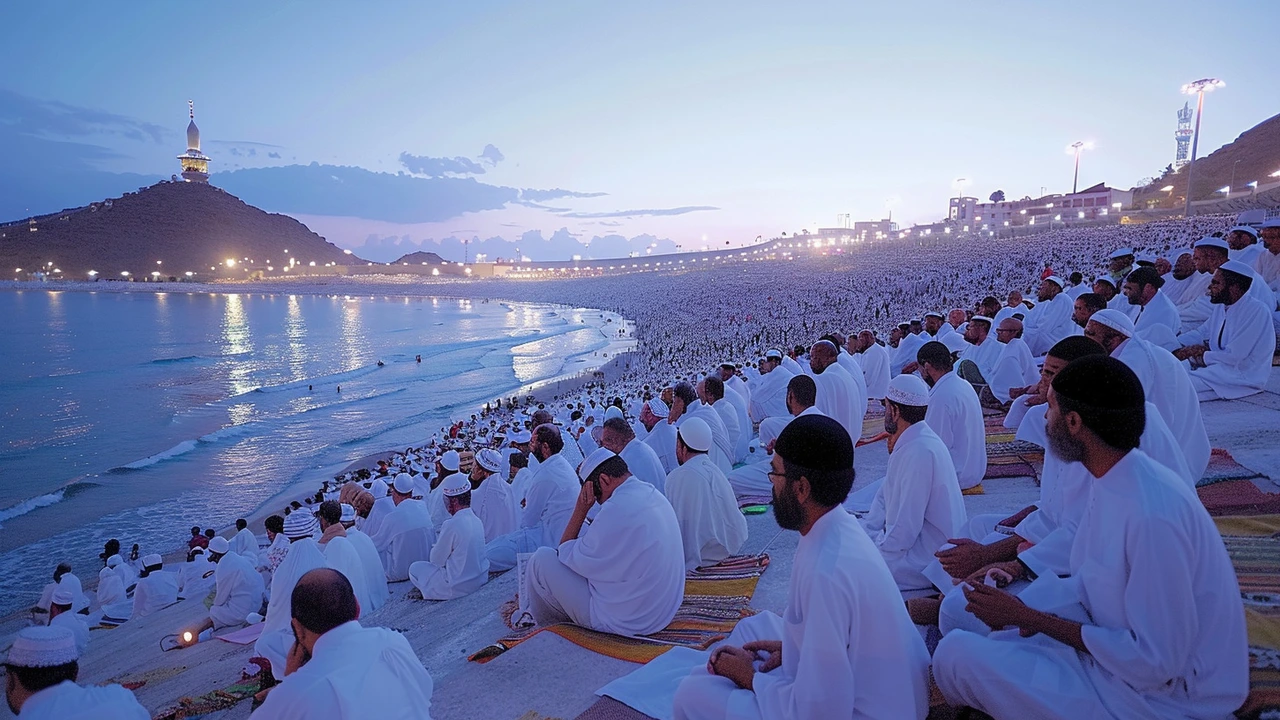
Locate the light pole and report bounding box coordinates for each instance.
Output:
[1067,141,1091,194]
[1181,77,1225,217]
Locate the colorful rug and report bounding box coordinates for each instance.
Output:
[1199,448,1269,489]
[1200,480,1280,518]
[981,414,1043,481]
[470,554,769,665]
[154,676,263,720]
[575,697,653,720]
[1220,531,1280,718]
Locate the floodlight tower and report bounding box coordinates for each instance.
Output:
[1174,102,1193,170]
[1181,77,1225,217]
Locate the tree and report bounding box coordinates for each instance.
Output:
[989,190,1006,203]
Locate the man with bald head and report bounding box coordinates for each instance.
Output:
[1023,276,1075,356]
[747,349,794,423]
[807,340,864,441]
[251,568,434,719]
[987,317,1039,407]
[851,330,890,400]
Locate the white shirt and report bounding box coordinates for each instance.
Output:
[987,336,1038,404]
[642,419,679,474]
[324,536,373,615]
[520,453,580,548]
[209,551,264,629]
[683,402,735,476]
[177,557,216,598]
[50,611,89,655]
[924,371,987,489]
[1023,292,1074,356]
[558,478,685,636]
[16,680,147,720]
[665,454,749,571]
[958,335,1003,382]
[747,365,794,422]
[472,473,519,543]
[619,438,668,495]
[131,570,179,619]
[1132,289,1180,350]
[857,342,892,400]
[372,499,435,583]
[722,384,754,462]
[412,507,489,600]
[231,527,260,565]
[809,363,863,445]
[251,621,434,720]
[1112,336,1211,479]
[1179,294,1277,399]
[711,399,744,465]
[256,539,327,679]
[345,528,389,612]
[754,509,930,718]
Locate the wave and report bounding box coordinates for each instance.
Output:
[150,355,201,364]
[115,439,200,470]
[0,490,66,528]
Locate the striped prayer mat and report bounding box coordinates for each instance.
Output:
[1199,448,1269,488]
[1219,531,1280,718]
[470,554,770,665]
[154,677,263,720]
[1200,479,1280,518]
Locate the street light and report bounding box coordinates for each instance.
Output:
[1067,141,1092,194]
[1181,77,1226,216]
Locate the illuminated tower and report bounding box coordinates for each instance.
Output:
[1174,102,1193,170]
[177,101,211,182]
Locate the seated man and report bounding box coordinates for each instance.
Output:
[251,569,434,719]
[673,415,930,719]
[599,416,667,495]
[176,547,216,599]
[526,449,684,636]
[188,536,265,640]
[468,448,518,543]
[986,317,1039,407]
[918,341,987,491]
[1174,260,1277,400]
[665,418,748,570]
[47,587,90,655]
[130,554,178,620]
[485,424,579,572]
[337,502,389,613]
[857,374,965,595]
[728,374,824,500]
[409,472,490,600]
[371,474,436,582]
[3,626,148,719]
[256,513,328,680]
[933,356,1248,718]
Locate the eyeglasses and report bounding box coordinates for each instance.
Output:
[767,470,787,481]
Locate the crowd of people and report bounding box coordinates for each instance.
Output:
[13,211,1279,718]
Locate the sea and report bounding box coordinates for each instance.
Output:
[0,288,618,615]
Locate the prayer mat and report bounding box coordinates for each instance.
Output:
[735,494,771,509]
[575,696,654,720]
[470,554,770,665]
[981,414,1043,481]
[217,623,265,645]
[107,665,188,693]
[1198,448,1269,488]
[1215,515,1280,538]
[1200,480,1280,518]
[1220,531,1280,718]
[154,676,263,720]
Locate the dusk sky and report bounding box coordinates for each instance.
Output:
[3,1,1278,261]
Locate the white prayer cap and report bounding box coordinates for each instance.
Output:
[1170,247,1193,259]
[439,450,461,472]
[677,417,713,453]
[208,536,230,555]
[1108,247,1135,259]
[924,311,944,320]
[604,406,624,421]
[1220,259,1256,279]
[106,554,123,568]
[142,553,163,568]
[647,398,670,418]
[191,546,206,557]
[886,374,930,407]
[440,472,471,497]
[283,511,319,539]
[1263,217,1280,229]
[1229,225,1259,237]
[369,478,388,498]
[392,473,416,495]
[509,429,531,444]
[5,626,79,668]
[969,315,994,326]
[51,587,74,606]
[1089,309,1134,337]
[475,448,504,473]
[909,317,922,324]
[1044,275,1066,289]
[1135,252,1156,264]
[339,504,356,523]
[942,333,970,354]
[578,447,618,481]
[764,348,783,360]
[1194,235,1229,250]
[1093,276,1116,288]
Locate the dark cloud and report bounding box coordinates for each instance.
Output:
[558,205,719,219]
[268,152,282,159]
[399,151,487,177]
[479,144,505,166]
[0,89,169,145]
[520,188,609,202]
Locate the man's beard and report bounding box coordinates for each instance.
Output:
[884,415,899,435]
[772,482,804,531]
[1046,414,1085,463]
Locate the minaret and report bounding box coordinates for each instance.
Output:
[177,101,211,183]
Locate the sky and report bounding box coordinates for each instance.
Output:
[3,1,1278,262]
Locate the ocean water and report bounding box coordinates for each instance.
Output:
[0,289,614,614]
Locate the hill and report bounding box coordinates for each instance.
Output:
[0,181,359,280]
[1133,111,1280,208]
[391,250,448,265]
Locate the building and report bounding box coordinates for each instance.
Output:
[969,183,1134,229]
[948,196,977,223]
[177,101,211,183]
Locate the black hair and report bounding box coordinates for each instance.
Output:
[291,568,358,635]
[786,374,817,407]
[1051,356,1144,451]
[916,341,953,371]
[265,515,285,534]
[5,661,78,694]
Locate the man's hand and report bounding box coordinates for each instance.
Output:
[997,505,1036,529]
[742,640,782,673]
[1024,392,1048,407]
[1008,385,1029,400]
[935,538,993,580]
[1173,344,1207,362]
[285,639,311,676]
[901,361,920,374]
[764,438,776,454]
[963,560,1025,589]
[708,645,756,690]
[575,480,596,515]
[962,583,1035,635]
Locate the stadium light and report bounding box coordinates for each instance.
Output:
[1181,77,1225,215]
[1217,186,1231,194]
[1067,141,1093,194]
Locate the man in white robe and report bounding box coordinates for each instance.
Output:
[891,321,927,375]
[1175,261,1277,400]
[251,569,434,720]
[833,337,869,414]
[665,419,749,571]
[918,340,987,490]
[129,555,178,620]
[176,548,216,600]
[987,318,1039,406]
[1181,235,1274,332]
[1258,218,1280,333]
[316,501,374,615]
[229,518,259,566]
[192,536,265,636]
[932,355,1247,719]
[1162,247,1207,308]
[640,398,678,473]
[469,448,518,542]
[747,350,794,422]
[858,375,966,594]
[47,588,90,655]
[370,474,436,582]
[105,554,136,595]
[852,331,891,400]
[3,625,148,720]
[954,315,1002,391]
[1022,276,1075,356]
[715,364,754,462]
[673,414,930,720]
[1228,224,1264,267]
[410,472,490,600]
[807,340,863,442]
[254,512,327,680]
[1086,310,1212,480]
[339,504,388,612]
[485,424,579,571]
[700,377,745,465]
[728,375,824,500]
[526,449,685,635]
[95,565,126,611]
[599,417,667,495]
[1122,266,1181,350]
[671,382,734,476]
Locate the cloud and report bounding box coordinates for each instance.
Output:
[398,151,487,177]
[479,144,505,167]
[0,88,169,144]
[520,188,609,202]
[557,205,719,219]
[268,152,282,159]
[206,139,283,149]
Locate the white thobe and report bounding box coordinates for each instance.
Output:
[1233,243,1263,267]
[472,474,519,542]
[509,466,535,506]
[97,567,126,607]
[1258,248,1280,294]
[620,438,668,495]
[684,403,734,476]
[924,371,987,489]
[256,539,327,679]
[993,304,1022,327]
[324,536,373,614]
[933,450,1247,719]
[1108,292,1140,321]
[345,528,388,612]
[837,351,869,417]
[177,557,215,598]
[858,422,966,592]
[426,481,449,529]
[722,385,753,463]
[1179,294,1277,400]
[727,374,751,408]
[809,363,862,444]
[131,570,179,619]
[208,551,263,629]
[747,365,794,422]
[857,342,892,400]
[251,621,433,720]
[372,499,436,582]
[987,336,1038,404]
[1022,293,1074,356]
[1113,336,1211,479]
[711,400,745,465]
[520,453,580,548]
[892,331,926,375]
[50,611,90,655]
[958,337,1003,382]
[231,527,260,565]
[409,508,490,600]
[1132,290,1181,350]
[727,407,825,499]
[1180,267,1275,332]
[1164,271,1209,308]
[14,680,148,720]
[548,478,685,636]
[666,454,749,571]
[673,509,930,720]
[643,420,679,474]
[363,495,395,539]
